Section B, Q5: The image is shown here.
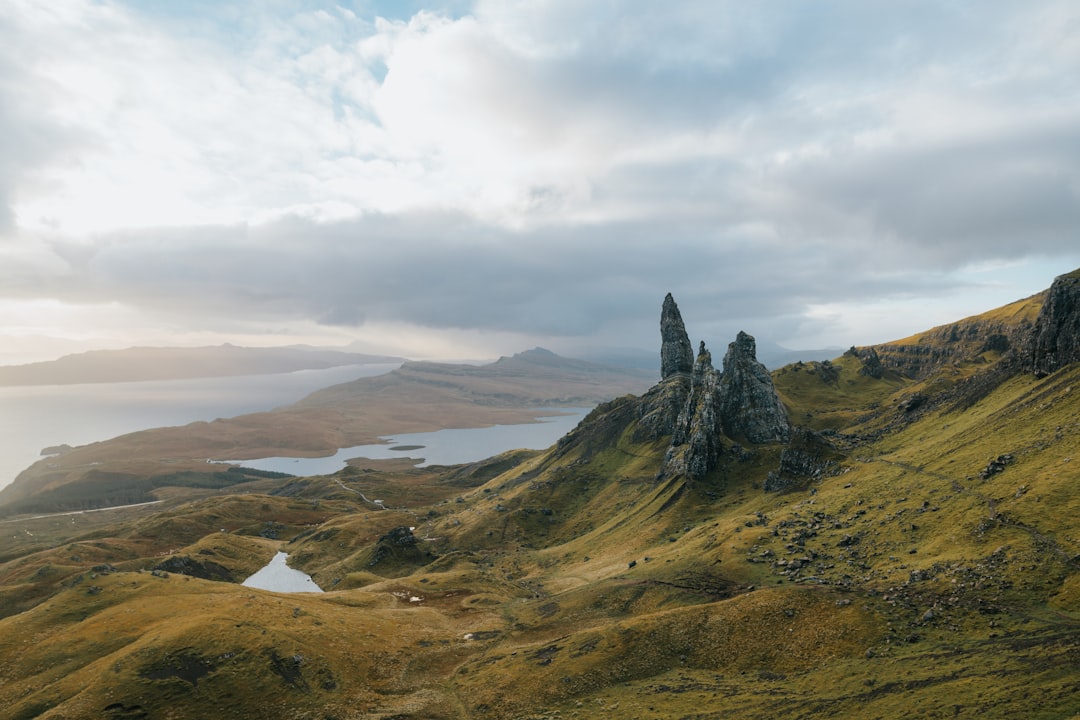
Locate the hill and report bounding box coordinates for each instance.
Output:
[0,344,403,386]
[0,272,1078,718]
[0,349,654,516]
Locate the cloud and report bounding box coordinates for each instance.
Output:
[1,0,1079,359]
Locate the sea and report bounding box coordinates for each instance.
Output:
[0,363,399,492]
[0,363,591,492]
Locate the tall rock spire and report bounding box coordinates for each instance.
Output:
[660,341,724,482]
[718,331,791,443]
[660,293,694,379]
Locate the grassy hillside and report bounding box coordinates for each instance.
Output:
[1,286,1078,718]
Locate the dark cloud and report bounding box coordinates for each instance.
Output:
[28,207,986,356]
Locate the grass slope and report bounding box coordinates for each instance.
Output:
[1,292,1078,718]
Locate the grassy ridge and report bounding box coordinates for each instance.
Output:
[1,291,1078,718]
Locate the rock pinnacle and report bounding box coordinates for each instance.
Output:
[660,293,694,379]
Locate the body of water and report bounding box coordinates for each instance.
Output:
[0,363,400,492]
[220,408,591,476]
[242,551,324,593]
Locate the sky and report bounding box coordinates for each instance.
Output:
[1,0,1079,365]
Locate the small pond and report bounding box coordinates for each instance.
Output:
[241,551,324,593]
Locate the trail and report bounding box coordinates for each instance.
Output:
[0,499,163,524]
[331,477,444,541]
[332,477,384,508]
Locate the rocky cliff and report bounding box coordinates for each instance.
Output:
[1030,269,1080,377]
[870,295,1042,380]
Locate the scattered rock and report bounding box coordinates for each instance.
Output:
[152,556,233,583]
[899,393,926,413]
[765,429,841,492]
[979,454,1014,479]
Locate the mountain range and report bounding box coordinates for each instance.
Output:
[0,344,403,386]
[0,269,1078,719]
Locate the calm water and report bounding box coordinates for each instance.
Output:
[0,363,400,492]
[242,551,324,593]
[220,408,591,475]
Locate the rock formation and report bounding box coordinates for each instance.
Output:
[655,298,791,482]
[872,307,1039,380]
[846,346,884,378]
[1030,269,1080,377]
[660,342,724,481]
[660,293,694,379]
[764,430,839,492]
[717,332,791,444]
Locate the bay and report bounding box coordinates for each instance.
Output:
[0,363,401,492]
[220,408,591,476]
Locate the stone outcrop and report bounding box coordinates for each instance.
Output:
[1030,269,1080,377]
[655,300,791,481]
[569,295,794,484]
[765,430,840,492]
[717,332,791,444]
[660,293,694,379]
[631,378,690,443]
[873,307,1040,380]
[846,346,884,378]
[660,342,724,481]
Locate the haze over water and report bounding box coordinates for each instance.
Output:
[0,363,400,492]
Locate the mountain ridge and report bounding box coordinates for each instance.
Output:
[0,344,404,386]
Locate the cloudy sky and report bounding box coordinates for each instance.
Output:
[1,0,1078,365]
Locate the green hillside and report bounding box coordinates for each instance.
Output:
[1,274,1078,719]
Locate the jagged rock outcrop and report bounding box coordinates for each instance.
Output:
[631,378,690,443]
[660,343,724,481]
[718,332,791,444]
[656,321,791,481]
[1030,269,1080,377]
[660,293,694,379]
[765,430,840,492]
[636,292,693,443]
[846,346,884,378]
[574,296,792,484]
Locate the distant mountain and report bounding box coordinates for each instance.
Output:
[296,347,656,410]
[0,348,654,514]
[0,344,404,386]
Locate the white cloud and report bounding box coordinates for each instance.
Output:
[1,0,1079,362]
